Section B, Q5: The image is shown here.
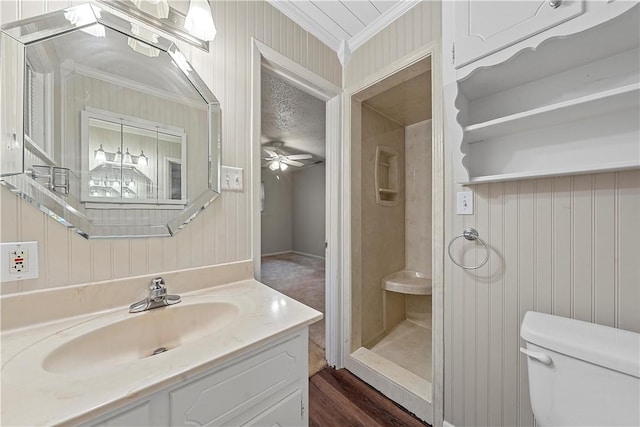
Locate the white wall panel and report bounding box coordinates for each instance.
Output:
[0,0,341,294]
[446,172,640,427]
[346,1,441,88]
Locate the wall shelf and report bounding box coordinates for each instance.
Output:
[463,84,640,144]
[452,4,640,184]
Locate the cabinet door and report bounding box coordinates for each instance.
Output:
[244,390,303,427]
[455,0,585,68]
[83,401,153,427]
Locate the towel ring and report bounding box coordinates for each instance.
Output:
[447,228,490,270]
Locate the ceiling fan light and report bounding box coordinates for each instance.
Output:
[269,160,279,171]
[279,162,288,171]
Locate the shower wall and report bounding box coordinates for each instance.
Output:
[405,119,433,327]
[354,105,406,347]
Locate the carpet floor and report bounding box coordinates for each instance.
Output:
[261,252,327,376]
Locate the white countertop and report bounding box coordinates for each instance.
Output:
[1,279,322,426]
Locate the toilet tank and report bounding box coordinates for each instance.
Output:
[520,311,640,427]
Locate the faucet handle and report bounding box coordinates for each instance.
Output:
[149,277,167,301]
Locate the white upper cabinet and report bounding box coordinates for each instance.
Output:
[455,0,585,68]
[444,1,640,184]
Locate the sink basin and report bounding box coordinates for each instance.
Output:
[43,301,239,374]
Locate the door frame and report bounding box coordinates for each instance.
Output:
[340,42,445,426]
[250,39,342,367]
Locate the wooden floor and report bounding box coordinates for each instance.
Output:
[309,368,430,427]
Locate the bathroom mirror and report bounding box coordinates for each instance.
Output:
[0,3,221,238]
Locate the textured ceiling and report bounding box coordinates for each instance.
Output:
[261,68,326,160]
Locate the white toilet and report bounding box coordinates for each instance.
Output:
[520,311,640,427]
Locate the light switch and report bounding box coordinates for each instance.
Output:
[456,191,473,215]
[1,241,39,282]
[221,166,243,191]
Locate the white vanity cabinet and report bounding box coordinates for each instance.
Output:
[445,1,640,184]
[454,0,585,68]
[82,329,309,427]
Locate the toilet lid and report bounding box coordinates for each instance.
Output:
[521,311,640,378]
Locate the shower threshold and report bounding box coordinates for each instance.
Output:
[348,320,433,422]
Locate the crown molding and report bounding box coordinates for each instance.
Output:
[265,0,342,52]
[348,0,422,53]
[266,0,421,68]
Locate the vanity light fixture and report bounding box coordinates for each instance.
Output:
[114,147,122,164]
[123,148,132,165]
[130,0,169,19]
[185,0,216,42]
[138,150,148,166]
[95,144,106,164]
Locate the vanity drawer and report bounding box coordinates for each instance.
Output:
[168,332,305,426]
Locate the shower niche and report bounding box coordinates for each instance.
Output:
[349,56,434,423]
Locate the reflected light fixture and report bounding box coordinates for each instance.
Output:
[130,0,169,19]
[114,147,122,164]
[138,150,148,167]
[95,144,106,164]
[123,148,132,164]
[128,23,160,57]
[185,0,216,41]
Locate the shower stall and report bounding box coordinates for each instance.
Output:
[348,56,434,423]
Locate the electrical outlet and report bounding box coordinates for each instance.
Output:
[1,242,39,282]
[457,191,473,215]
[10,249,28,273]
[221,166,243,191]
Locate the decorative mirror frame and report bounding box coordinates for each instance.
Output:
[0,3,221,238]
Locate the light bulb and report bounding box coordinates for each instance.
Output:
[123,148,132,164]
[269,160,279,171]
[185,0,216,41]
[130,0,169,19]
[280,162,288,171]
[138,150,148,166]
[95,144,106,164]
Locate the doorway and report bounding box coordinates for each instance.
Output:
[259,68,328,375]
[250,40,342,370]
[341,45,444,425]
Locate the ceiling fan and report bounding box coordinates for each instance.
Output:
[262,142,312,171]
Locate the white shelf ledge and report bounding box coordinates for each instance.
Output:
[460,161,640,185]
[463,83,640,144]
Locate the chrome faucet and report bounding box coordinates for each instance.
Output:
[129,277,181,313]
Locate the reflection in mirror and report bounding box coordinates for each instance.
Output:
[0,4,221,238]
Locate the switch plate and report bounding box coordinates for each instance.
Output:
[1,241,39,282]
[221,166,244,191]
[456,191,473,215]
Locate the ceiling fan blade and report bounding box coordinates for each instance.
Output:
[263,149,278,158]
[285,154,312,160]
[282,159,304,167]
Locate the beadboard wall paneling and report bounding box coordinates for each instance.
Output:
[445,171,640,427]
[0,0,341,294]
[345,1,441,88]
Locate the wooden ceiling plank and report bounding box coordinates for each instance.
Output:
[311,1,366,36]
